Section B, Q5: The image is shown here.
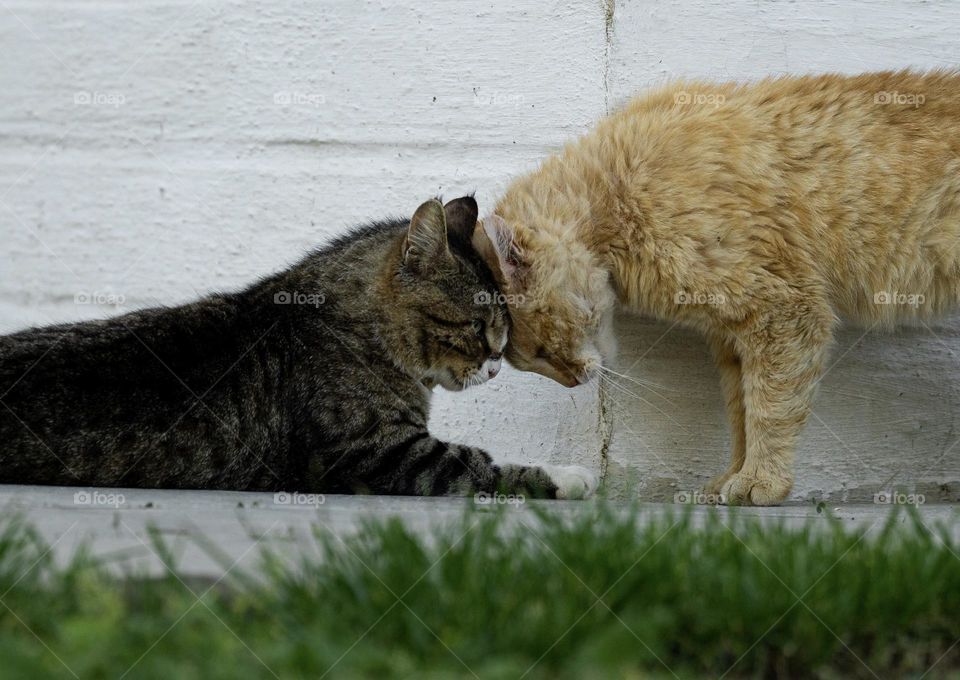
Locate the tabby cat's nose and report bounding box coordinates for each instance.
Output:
[488,356,502,379]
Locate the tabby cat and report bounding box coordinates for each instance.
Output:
[473,70,960,505]
[0,197,597,499]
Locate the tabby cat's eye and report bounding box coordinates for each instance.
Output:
[471,319,484,335]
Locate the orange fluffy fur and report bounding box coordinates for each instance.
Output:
[475,70,960,505]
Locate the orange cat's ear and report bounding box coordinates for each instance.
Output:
[473,214,528,291]
[404,199,450,270]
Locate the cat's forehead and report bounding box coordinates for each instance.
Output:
[508,309,559,355]
[528,282,584,320]
[441,253,492,289]
[424,261,502,318]
[517,297,581,347]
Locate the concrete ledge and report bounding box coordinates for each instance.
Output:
[3,486,956,579]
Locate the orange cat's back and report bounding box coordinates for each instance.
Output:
[553,71,960,325]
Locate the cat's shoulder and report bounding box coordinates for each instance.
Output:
[316,217,408,256]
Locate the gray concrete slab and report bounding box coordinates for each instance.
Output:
[1,485,956,579]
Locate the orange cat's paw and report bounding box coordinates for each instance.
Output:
[703,470,736,496]
[720,472,791,506]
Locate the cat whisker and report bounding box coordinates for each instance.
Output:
[596,364,674,392]
[600,374,651,404]
[599,375,691,435]
[596,365,676,405]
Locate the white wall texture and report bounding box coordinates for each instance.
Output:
[1,0,959,502]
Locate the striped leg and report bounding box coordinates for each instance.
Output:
[321,430,597,499]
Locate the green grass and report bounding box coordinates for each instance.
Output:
[1,505,958,679]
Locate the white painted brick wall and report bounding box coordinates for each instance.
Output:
[1,0,958,501]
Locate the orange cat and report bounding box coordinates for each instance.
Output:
[474,70,960,505]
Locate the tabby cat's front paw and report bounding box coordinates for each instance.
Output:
[720,471,792,506]
[541,464,599,500]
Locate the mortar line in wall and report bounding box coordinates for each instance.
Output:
[596,0,616,484]
[601,0,615,115]
[597,377,613,487]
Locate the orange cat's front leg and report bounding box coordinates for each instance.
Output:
[703,333,747,497]
[719,299,834,506]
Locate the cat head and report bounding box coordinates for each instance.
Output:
[389,197,509,391]
[472,213,616,387]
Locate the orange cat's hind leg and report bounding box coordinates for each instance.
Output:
[703,333,747,499]
[720,297,834,506]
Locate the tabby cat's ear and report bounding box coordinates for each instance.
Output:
[443,196,479,244]
[404,199,450,269]
[472,213,528,290]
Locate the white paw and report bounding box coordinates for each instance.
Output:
[541,464,599,500]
